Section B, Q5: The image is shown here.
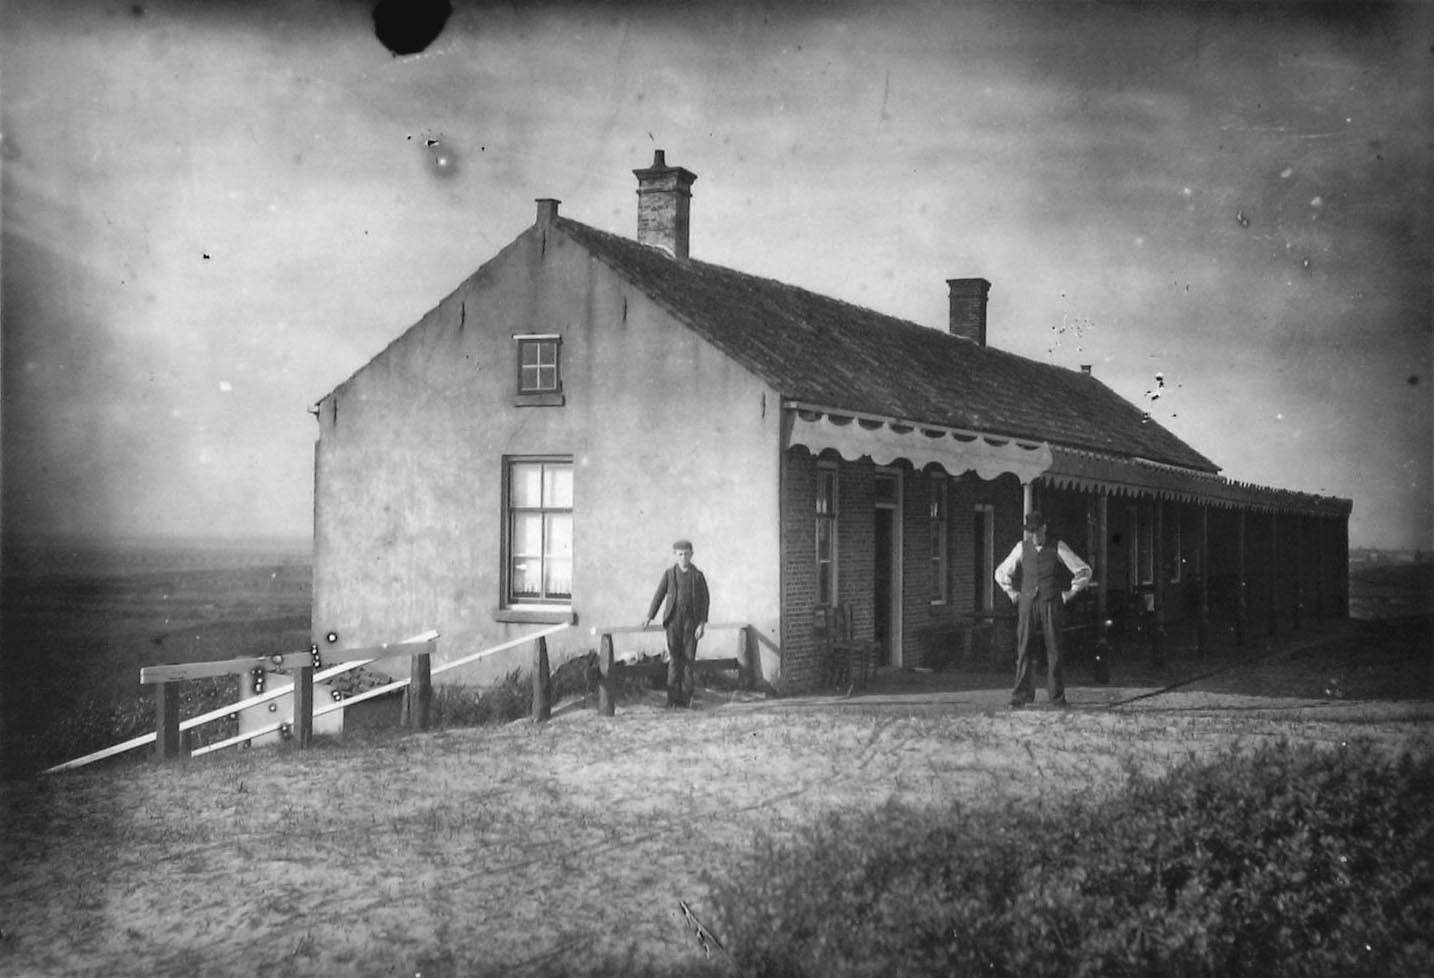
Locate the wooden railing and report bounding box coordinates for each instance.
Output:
[43,618,574,773]
[139,633,441,758]
[588,622,758,716]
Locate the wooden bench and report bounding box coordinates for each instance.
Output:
[590,623,758,716]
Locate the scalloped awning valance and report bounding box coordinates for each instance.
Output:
[784,404,1351,519]
[1042,446,1352,517]
[785,407,1053,483]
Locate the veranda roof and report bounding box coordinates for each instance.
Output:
[1043,446,1352,516]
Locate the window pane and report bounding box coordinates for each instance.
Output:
[816,471,834,514]
[546,514,573,558]
[544,559,572,599]
[816,519,832,560]
[511,464,543,508]
[544,465,573,508]
[511,512,543,557]
[817,564,832,605]
[510,559,540,598]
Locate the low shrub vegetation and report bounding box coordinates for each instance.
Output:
[705,739,1434,978]
[23,675,241,773]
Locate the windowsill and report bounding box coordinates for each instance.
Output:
[513,392,565,407]
[493,607,576,625]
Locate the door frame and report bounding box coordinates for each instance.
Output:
[874,466,904,667]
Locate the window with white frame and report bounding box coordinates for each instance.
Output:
[815,464,838,605]
[929,473,949,604]
[513,334,564,406]
[505,458,573,605]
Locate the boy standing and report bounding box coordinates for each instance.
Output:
[643,539,711,708]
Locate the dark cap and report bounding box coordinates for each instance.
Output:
[1022,511,1047,531]
[672,539,694,552]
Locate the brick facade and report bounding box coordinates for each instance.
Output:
[781,446,1026,680]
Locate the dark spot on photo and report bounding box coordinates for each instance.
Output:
[373,0,452,57]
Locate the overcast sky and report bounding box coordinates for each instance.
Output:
[3,0,1430,549]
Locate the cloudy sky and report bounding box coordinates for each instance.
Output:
[3,0,1430,549]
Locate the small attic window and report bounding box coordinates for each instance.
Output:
[513,334,565,407]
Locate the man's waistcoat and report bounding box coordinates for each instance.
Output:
[1019,537,1066,602]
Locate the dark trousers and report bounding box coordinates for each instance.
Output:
[665,616,699,706]
[1013,595,1065,703]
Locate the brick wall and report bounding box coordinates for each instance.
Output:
[780,447,821,690]
[903,472,1024,669]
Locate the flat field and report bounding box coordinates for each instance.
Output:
[1,545,1430,977]
[2,538,313,774]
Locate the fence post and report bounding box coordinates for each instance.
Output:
[403,643,433,730]
[738,626,756,691]
[531,636,551,722]
[294,664,315,747]
[155,681,182,760]
[598,633,616,717]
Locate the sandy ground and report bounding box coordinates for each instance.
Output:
[2,619,1430,978]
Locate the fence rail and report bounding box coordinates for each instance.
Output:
[39,639,421,775]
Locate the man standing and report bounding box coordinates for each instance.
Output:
[995,511,1092,709]
[643,539,710,708]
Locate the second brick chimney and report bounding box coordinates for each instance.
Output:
[946,277,991,346]
[633,150,696,259]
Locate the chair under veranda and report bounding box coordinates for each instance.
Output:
[814,602,880,692]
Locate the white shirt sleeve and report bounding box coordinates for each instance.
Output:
[994,542,1023,603]
[1057,540,1093,596]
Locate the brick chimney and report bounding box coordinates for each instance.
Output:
[633,150,696,259]
[946,278,991,346]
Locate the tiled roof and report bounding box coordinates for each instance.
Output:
[556,218,1220,474]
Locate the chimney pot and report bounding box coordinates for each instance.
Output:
[633,149,696,259]
[946,278,992,346]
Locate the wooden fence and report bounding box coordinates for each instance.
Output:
[44,616,760,772]
[43,619,574,773]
